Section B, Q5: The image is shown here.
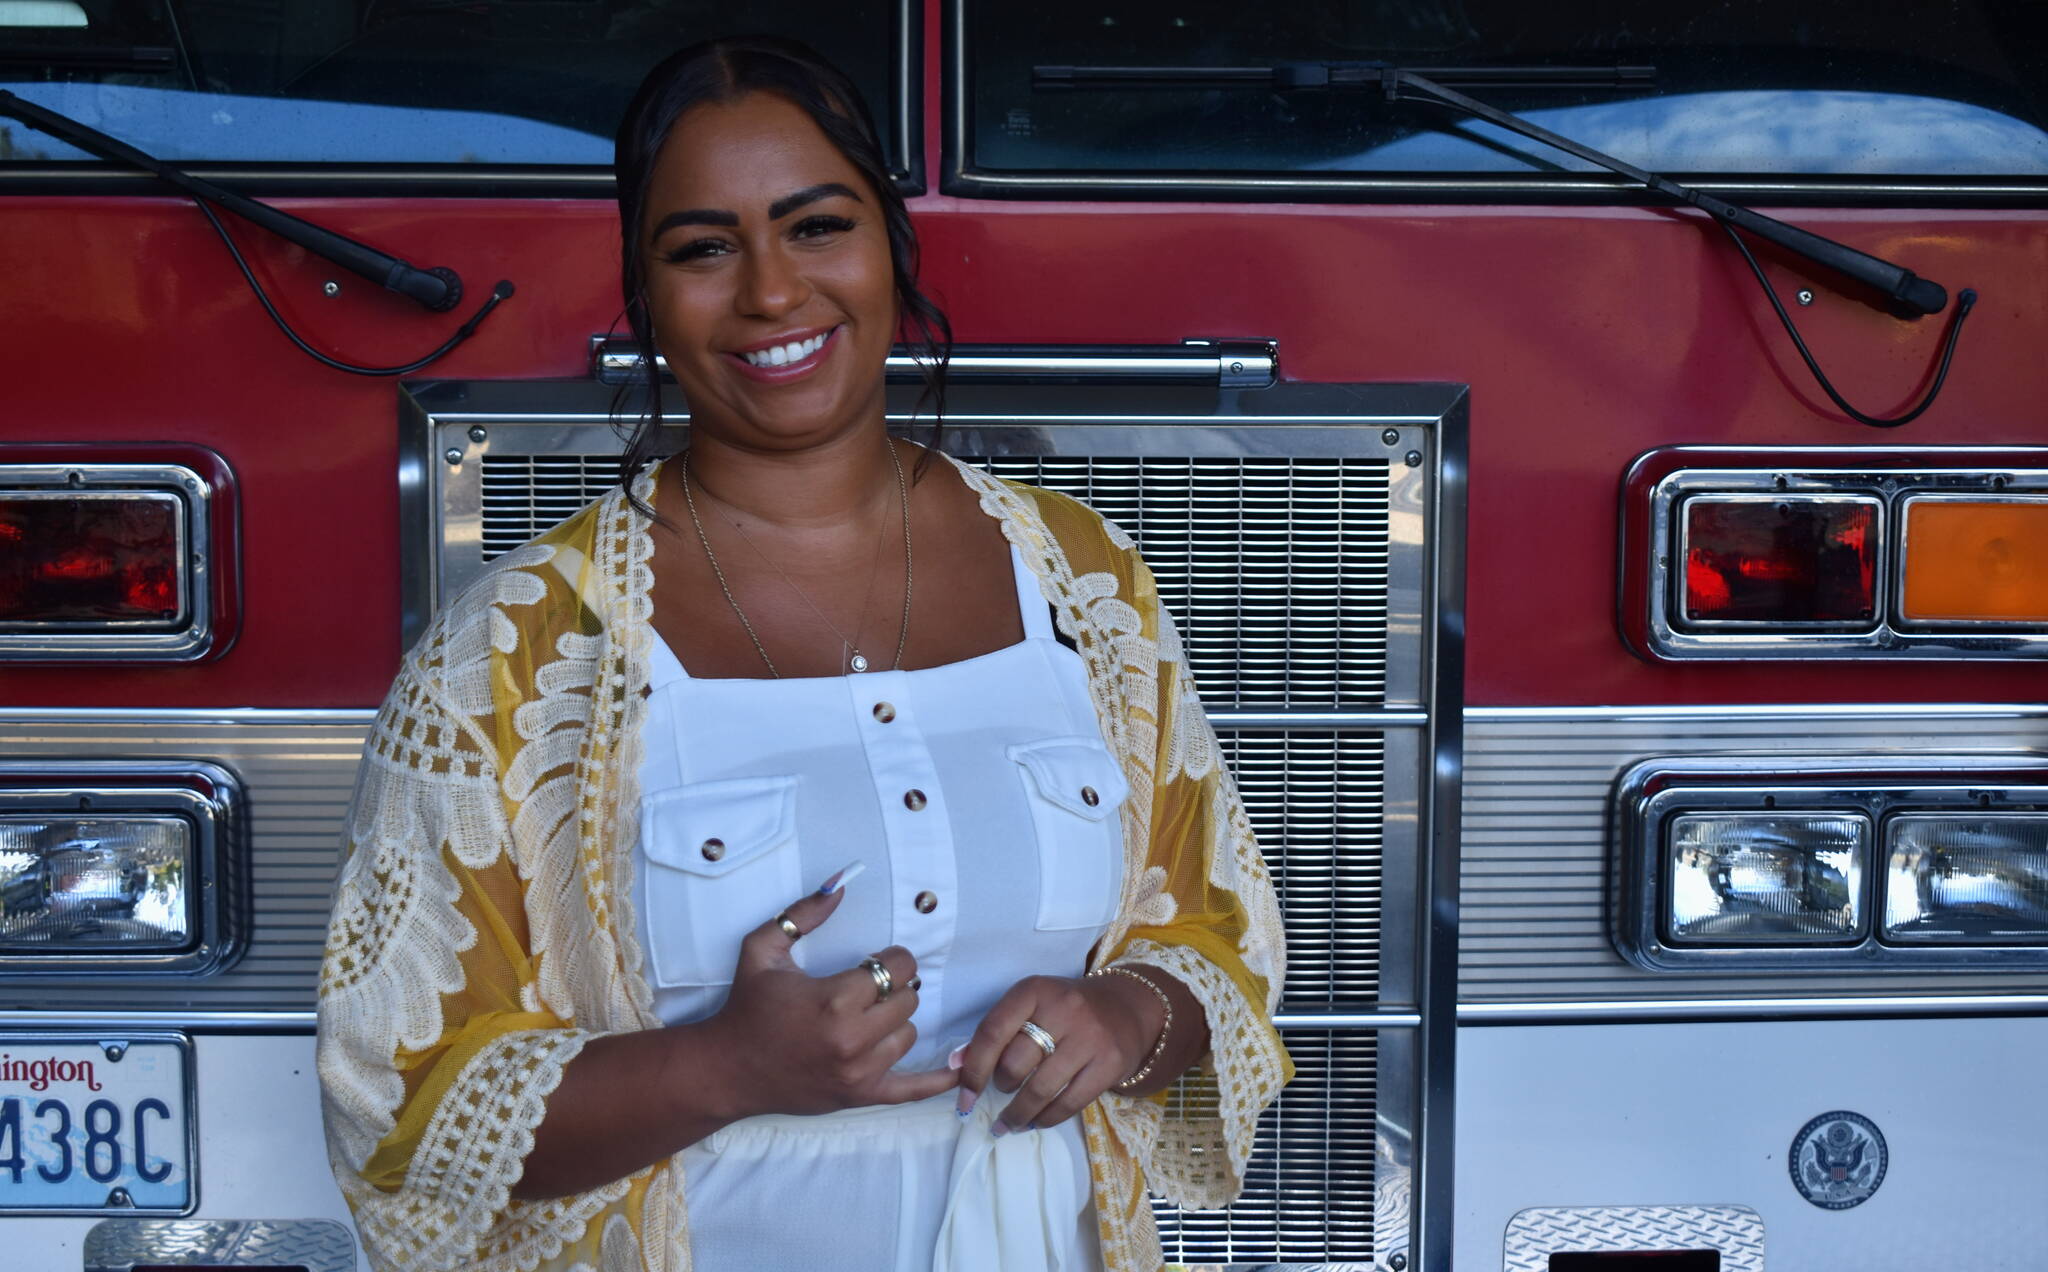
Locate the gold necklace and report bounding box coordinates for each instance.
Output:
[681,442,912,677]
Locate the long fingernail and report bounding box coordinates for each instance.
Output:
[947,1045,967,1071]
[956,1087,978,1117]
[991,1120,1010,1139]
[818,860,866,895]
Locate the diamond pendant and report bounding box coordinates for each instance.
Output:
[850,653,870,673]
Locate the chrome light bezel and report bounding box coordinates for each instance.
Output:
[0,761,244,977]
[1616,755,2048,971]
[0,458,230,662]
[1619,447,2048,661]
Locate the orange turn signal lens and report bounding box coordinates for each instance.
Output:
[1901,497,2048,623]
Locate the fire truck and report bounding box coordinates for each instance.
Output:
[3,3,2046,1269]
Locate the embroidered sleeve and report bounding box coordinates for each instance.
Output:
[1088,542,1294,1212]
[317,648,629,1271]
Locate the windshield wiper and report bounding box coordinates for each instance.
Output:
[1036,61,1977,428]
[0,89,514,376]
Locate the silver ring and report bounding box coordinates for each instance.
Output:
[861,955,893,1003]
[775,911,801,941]
[1019,1020,1056,1057]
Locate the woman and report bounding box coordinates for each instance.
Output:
[317,36,1291,1272]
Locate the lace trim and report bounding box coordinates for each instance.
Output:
[339,1028,615,1272]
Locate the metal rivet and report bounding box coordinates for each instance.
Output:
[1404,450,1423,468]
[914,890,938,914]
[1382,428,1401,446]
[1797,288,1815,306]
[323,280,341,297]
[700,838,725,861]
[105,1187,134,1209]
[873,702,896,723]
[1081,786,1100,806]
[101,1042,128,1062]
[903,789,927,811]
[468,425,489,444]
[444,448,464,466]
[1389,1254,1407,1271]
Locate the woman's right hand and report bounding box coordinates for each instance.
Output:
[699,876,958,1120]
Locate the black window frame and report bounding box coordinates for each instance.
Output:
[0,0,923,200]
[941,0,2048,207]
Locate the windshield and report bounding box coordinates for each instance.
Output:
[0,0,902,169]
[966,0,2048,180]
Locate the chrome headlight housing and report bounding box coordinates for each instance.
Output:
[0,761,242,976]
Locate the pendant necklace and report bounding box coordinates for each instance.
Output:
[681,441,912,677]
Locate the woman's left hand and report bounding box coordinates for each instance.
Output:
[953,972,1164,1134]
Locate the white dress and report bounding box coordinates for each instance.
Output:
[633,545,1125,1271]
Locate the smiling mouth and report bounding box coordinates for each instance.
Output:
[738,327,834,368]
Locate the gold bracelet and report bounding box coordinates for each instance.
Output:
[1089,964,1172,1091]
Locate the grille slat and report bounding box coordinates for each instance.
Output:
[1154,1029,1379,1264]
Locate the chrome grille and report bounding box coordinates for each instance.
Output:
[477,453,1393,709]
[1221,729,1383,1007]
[1154,1028,1378,1263]
[469,440,1398,1265]
[481,454,621,560]
[979,456,1391,708]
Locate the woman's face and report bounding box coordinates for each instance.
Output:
[638,91,897,452]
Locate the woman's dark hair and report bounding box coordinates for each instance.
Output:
[612,35,952,509]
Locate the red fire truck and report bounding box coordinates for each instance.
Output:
[3,3,2046,1269]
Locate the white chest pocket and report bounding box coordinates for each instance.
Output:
[1007,737,1130,932]
[640,775,802,987]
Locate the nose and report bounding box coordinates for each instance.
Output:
[735,239,811,319]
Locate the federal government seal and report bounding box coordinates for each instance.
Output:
[1789,1110,1887,1210]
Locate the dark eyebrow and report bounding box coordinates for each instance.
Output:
[767,182,861,220]
[649,182,863,240]
[651,207,738,235]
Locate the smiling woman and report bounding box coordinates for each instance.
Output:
[316,35,1290,1272]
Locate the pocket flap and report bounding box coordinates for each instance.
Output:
[642,775,799,878]
[1007,737,1130,821]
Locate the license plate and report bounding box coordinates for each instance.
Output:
[0,1034,193,1214]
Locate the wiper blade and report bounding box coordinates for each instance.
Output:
[1035,61,1950,317]
[0,89,516,377]
[0,88,464,312]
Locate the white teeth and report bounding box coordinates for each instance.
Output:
[743,330,831,368]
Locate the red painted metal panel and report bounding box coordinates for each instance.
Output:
[2,189,2044,708]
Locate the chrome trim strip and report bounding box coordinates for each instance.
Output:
[0,1011,316,1028]
[592,340,1280,387]
[0,464,212,660]
[0,707,378,724]
[1275,1012,1423,1029]
[0,1031,198,1217]
[1211,710,1427,729]
[1468,703,2048,720]
[1413,391,1468,1272]
[1458,995,2048,1021]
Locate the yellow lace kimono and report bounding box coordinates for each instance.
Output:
[317,455,1293,1272]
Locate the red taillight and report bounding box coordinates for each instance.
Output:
[1679,496,1878,626]
[0,493,186,626]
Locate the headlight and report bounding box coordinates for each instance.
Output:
[1665,812,1868,944]
[0,816,194,950]
[1884,814,2048,944]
